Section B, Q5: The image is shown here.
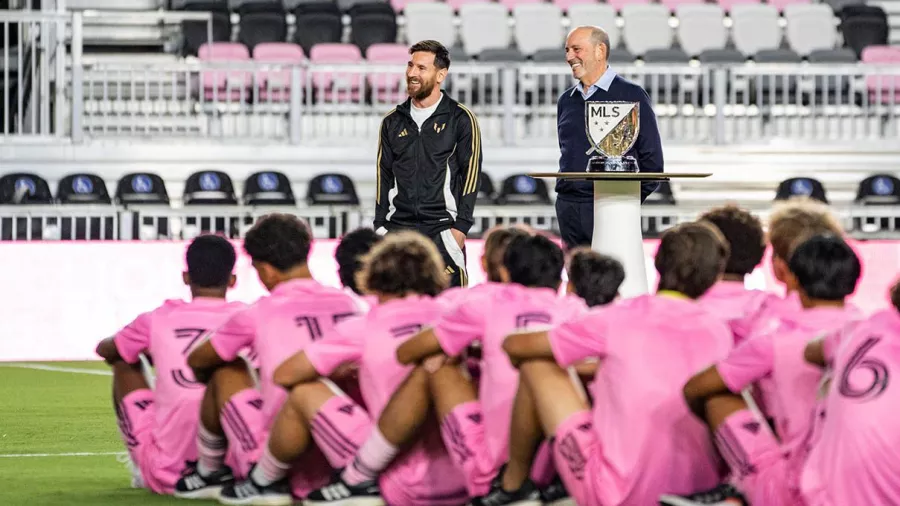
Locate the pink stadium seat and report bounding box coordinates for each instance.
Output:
[252,42,306,103]
[445,0,489,12]
[366,43,408,104]
[607,0,650,12]
[498,0,542,11]
[660,0,704,11]
[766,0,810,12]
[862,45,900,104]
[391,0,434,13]
[198,42,252,102]
[552,0,596,13]
[716,0,760,12]
[309,43,364,103]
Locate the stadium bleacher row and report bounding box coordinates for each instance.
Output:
[2,170,900,242]
[168,0,892,63]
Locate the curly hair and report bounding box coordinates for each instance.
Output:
[699,204,765,276]
[566,248,625,307]
[243,213,312,271]
[357,231,449,297]
[335,228,382,295]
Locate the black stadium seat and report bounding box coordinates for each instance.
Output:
[116,173,170,205]
[496,174,551,205]
[244,170,296,205]
[307,173,359,205]
[181,12,233,56]
[57,173,111,204]
[349,3,398,54]
[644,181,676,205]
[0,172,53,204]
[856,174,900,205]
[293,4,343,55]
[238,12,288,51]
[775,177,828,204]
[183,170,239,205]
[840,12,889,57]
[476,172,496,206]
[233,0,284,14]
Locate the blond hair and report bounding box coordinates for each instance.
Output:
[357,231,449,297]
[767,198,843,261]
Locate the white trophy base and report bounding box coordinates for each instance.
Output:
[527,172,712,299]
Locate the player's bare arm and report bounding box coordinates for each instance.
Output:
[502,330,554,368]
[683,366,730,419]
[396,328,443,365]
[272,351,320,388]
[187,340,226,384]
[804,338,827,368]
[95,337,123,364]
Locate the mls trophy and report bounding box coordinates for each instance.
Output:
[585,101,640,173]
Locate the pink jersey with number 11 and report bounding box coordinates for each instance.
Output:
[209,278,365,424]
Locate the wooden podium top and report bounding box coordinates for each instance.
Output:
[527,172,712,181]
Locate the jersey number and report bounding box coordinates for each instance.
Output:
[838,336,890,401]
[172,328,208,389]
[515,312,552,329]
[295,313,359,341]
[390,323,424,340]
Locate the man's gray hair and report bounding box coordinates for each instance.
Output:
[571,25,610,58]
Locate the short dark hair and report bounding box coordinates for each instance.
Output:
[891,279,900,312]
[409,40,450,70]
[186,234,236,288]
[503,234,564,290]
[789,234,860,301]
[243,213,312,272]
[335,228,382,295]
[655,221,729,299]
[358,231,449,297]
[567,248,625,307]
[699,205,765,276]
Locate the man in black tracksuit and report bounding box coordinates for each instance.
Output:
[373,40,482,287]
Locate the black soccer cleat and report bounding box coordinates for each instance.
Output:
[539,476,577,506]
[659,483,749,506]
[174,463,234,500]
[303,470,385,506]
[218,472,292,506]
[468,468,542,506]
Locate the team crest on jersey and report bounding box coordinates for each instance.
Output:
[433,122,446,133]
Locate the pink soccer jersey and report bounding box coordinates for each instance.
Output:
[113,298,247,489]
[800,309,900,505]
[717,304,861,449]
[432,284,588,472]
[548,294,733,504]
[699,281,773,345]
[209,278,366,424]
[304,295,467,499]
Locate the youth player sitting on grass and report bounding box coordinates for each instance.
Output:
[696,205,769,345]
[659,233,862,506]
[799,280,900,506]
[731,199,844,344]
[305,233,586,505]
[95,234,247,496]
[175,214,366,504]
[497,222,733,506]
[229,231,468,506]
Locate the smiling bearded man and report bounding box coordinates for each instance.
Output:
[371,40,483,288]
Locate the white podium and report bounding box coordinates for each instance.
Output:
[528,172,712,298]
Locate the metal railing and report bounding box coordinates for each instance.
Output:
[3,10,900,145]
[6,201,900,241]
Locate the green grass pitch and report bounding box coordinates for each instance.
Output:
[0,361,188,505]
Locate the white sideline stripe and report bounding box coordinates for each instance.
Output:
[0,451,126,458]
[0,363,112,376]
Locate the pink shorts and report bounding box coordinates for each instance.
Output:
[552,410,622,506]
[439,401,496,497]
[311,396,468,505]
[716,409,800,506]
[116,390,180,495]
